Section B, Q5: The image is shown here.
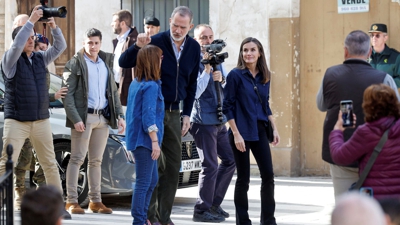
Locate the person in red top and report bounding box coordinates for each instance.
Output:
[329,84,400,199]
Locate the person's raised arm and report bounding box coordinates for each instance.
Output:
[1,5,44,79]
[41,17,67,66]
[119,33,151,68]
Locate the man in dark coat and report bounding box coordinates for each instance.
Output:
[119,6,200,225]
[111,9,138,106]
[316,30,400,203]
[368,23,400,89]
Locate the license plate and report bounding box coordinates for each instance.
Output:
[180,159,202,172]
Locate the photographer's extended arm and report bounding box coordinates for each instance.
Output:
[1,21,34,79]
[41,20,67,67]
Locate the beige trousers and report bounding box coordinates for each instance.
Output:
[0,118,62,193]
[66,114,109,203]
[329,164,359,203]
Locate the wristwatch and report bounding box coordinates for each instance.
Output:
[221,75,226,84]
[118,114,125,120]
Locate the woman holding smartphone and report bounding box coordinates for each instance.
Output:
[223,37,280,225]
[125,45,164,225]
[330,84,400,199]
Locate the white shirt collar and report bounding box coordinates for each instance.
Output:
[117,29,131,42]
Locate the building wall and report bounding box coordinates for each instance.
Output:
[300,0,400,175]
[1,0,18,56]
[74,1,120,53]
[210,0,301,176]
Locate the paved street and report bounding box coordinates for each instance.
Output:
[14,176,334,225]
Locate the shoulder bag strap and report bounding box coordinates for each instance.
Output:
[353,120,396,190]
[249,78,269,117]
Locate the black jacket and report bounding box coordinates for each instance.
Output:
[320,59,386,166]
[119,30,200,116]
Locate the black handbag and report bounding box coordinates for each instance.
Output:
[349,121,395,191]
[249,79,274,143]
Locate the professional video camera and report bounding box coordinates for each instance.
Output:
[201,39,228,66]
[201,39,229,122]
[39,0,67,22]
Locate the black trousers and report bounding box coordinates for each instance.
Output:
[229,121,276,225]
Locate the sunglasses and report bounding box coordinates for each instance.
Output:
[370,33,384,38]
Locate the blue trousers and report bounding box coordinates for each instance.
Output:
[190,123,236,213]
[229,121,276,225]
[131,147,158,225]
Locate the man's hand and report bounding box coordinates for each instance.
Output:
[202,53,212,73]
[117,118,126,134]
[29,5,44,24]
[212,71,222,82]
[136,33,151,48]
[46,17,57,29]
[181,116,190,136]
[74,121,85,132]
[54,87,68,100]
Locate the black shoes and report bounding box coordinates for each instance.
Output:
[193,210,225,223]
[210,205,230,218]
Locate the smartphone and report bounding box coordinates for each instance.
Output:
[360,187,373,197]
[340,100,353,127]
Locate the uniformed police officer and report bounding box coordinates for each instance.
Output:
[368,23,400,89]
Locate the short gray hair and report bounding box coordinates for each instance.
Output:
[171,6,193,24]
[194,24,213,38]
[344,30,371,57]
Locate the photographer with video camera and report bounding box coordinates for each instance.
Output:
[0,4,70,219]
[223,37,280,225]
[189,24,235,223]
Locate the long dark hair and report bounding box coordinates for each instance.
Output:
[135,45,163,81]
[236,37,271,84]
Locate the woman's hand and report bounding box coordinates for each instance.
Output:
[334,110,356,131]
[272,130,280,146]
[151,142,161,160]
[233,131,246,152]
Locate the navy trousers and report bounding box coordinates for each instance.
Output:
[229,121,276,225]
[190,123,236,213]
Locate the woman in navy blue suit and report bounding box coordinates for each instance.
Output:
[223,37,280,225]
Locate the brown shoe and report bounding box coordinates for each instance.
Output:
[89,202,112,214]
[65,203,85,214]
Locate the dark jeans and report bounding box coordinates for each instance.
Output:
[229,121,276,225]
[190,123,236,214]
[131,147,158,225]
[148,110,181,224]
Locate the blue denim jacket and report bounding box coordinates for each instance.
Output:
[223,68,272,141]
[126,78,164,151]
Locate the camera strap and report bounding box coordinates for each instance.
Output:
[42,23,47,40]
[352,120,396,190]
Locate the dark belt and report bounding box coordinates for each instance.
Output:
[88,108,104,115]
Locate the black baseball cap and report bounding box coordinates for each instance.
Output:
[144,16,160,26]
[368,23,387,33]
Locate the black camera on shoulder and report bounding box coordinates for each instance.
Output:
[39,0,67,22]
[201,39,228,66]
